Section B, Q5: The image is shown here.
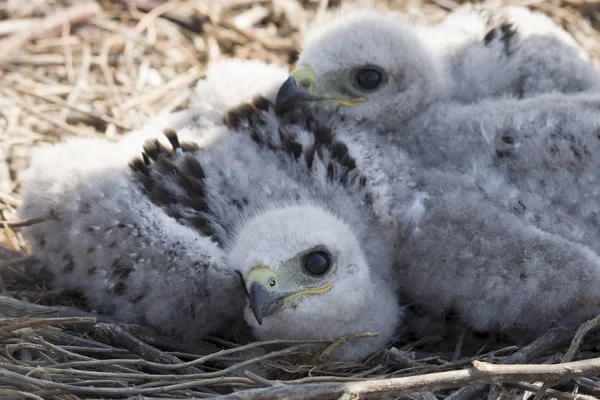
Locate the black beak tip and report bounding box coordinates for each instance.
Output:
[275,76,299,115]
[250,304,263,325]
[249,281,269,325]
[248,280,287,325]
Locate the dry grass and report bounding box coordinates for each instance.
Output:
[1,0,600,398]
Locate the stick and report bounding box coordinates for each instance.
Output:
[91,323,206,375]
[562,314,600,363]
[383,347,429,372]
[0,317,97,335]
[13,86,132,131]
[0,369,254,396]
[0,2,102,60]
[118,0,204,33]
[213,357,600,400]
[504,382,598,400]
[0,295,111,323]
[0,216,47,228]
[0,389,43,400]
[575,377,600,397]
[446,325,580,400]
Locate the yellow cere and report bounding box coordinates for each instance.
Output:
[291,64,317,88]
[246,265,333,301]
[246,266,277,292]
[291,64,367,107]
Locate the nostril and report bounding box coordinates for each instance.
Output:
[300,79,312,89]
[268,278,276,287]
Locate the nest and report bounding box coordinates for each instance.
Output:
[1,0,600,398]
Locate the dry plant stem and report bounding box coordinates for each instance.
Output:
[91,323,206,375]
[118,326,223,356]
[0,389,44,400]
[244,370,280,387]
[504,382,597,400]
[431,0,460,10]
[1,1,600,399]
[120,0,205,33]
[446,325,581,400]
[0,295,116,325]
[575,377,600,396]
[532,382,554,400]
[51,343,311,377]
[451,327,467,361]
[384,347,429,372]
[1,361,378,385]
[5,90,104,138]
[502,327,580,364]
[122,67,203,110]
[0,19,36,36]
[0,216,47,228]
[13,345,315,393]
[0,192,19,207]
[13,87,132,131]
[0,368,255,397]
[0,317,96,335]
[313,332,378,363]
[562,314,600,362]
[37,328,125,351]
[0,2,102,60]
[405,346,519,377]
[26,335,140,374]
[215,358,600,400]
[93,333,373,372]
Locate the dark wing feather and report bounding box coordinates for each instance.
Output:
[224,96,371,195]
[128,130,220,242]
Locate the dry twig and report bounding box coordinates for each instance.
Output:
[0,2,102,60]
[2,1,600,399]
[215,358,600,400]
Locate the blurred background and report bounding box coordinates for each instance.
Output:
[2,0,600,254]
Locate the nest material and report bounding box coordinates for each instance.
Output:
[1,290,599,399]
[1,0,600,399]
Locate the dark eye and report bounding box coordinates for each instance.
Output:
[303,251,331,276]
[355,68,382,91]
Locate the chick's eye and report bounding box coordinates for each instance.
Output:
[303,251,331,276]
[355,68,382,91]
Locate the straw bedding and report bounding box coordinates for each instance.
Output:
[1,0,599,398]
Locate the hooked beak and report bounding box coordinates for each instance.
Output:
[246,266,333,325]
[275,75,321,115]
[247,266,290,325]
[249,281,287,325]
[275,64,366,115]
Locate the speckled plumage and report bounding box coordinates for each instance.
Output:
[288,5,600,135]
[19,134,244,341]
[267,101,600,338]
[430,4,600,101]
[280,5,600,174]
[19,95,402,361]
[17,59,289,343]
[274,6,600,338]
[18,4,600,362]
